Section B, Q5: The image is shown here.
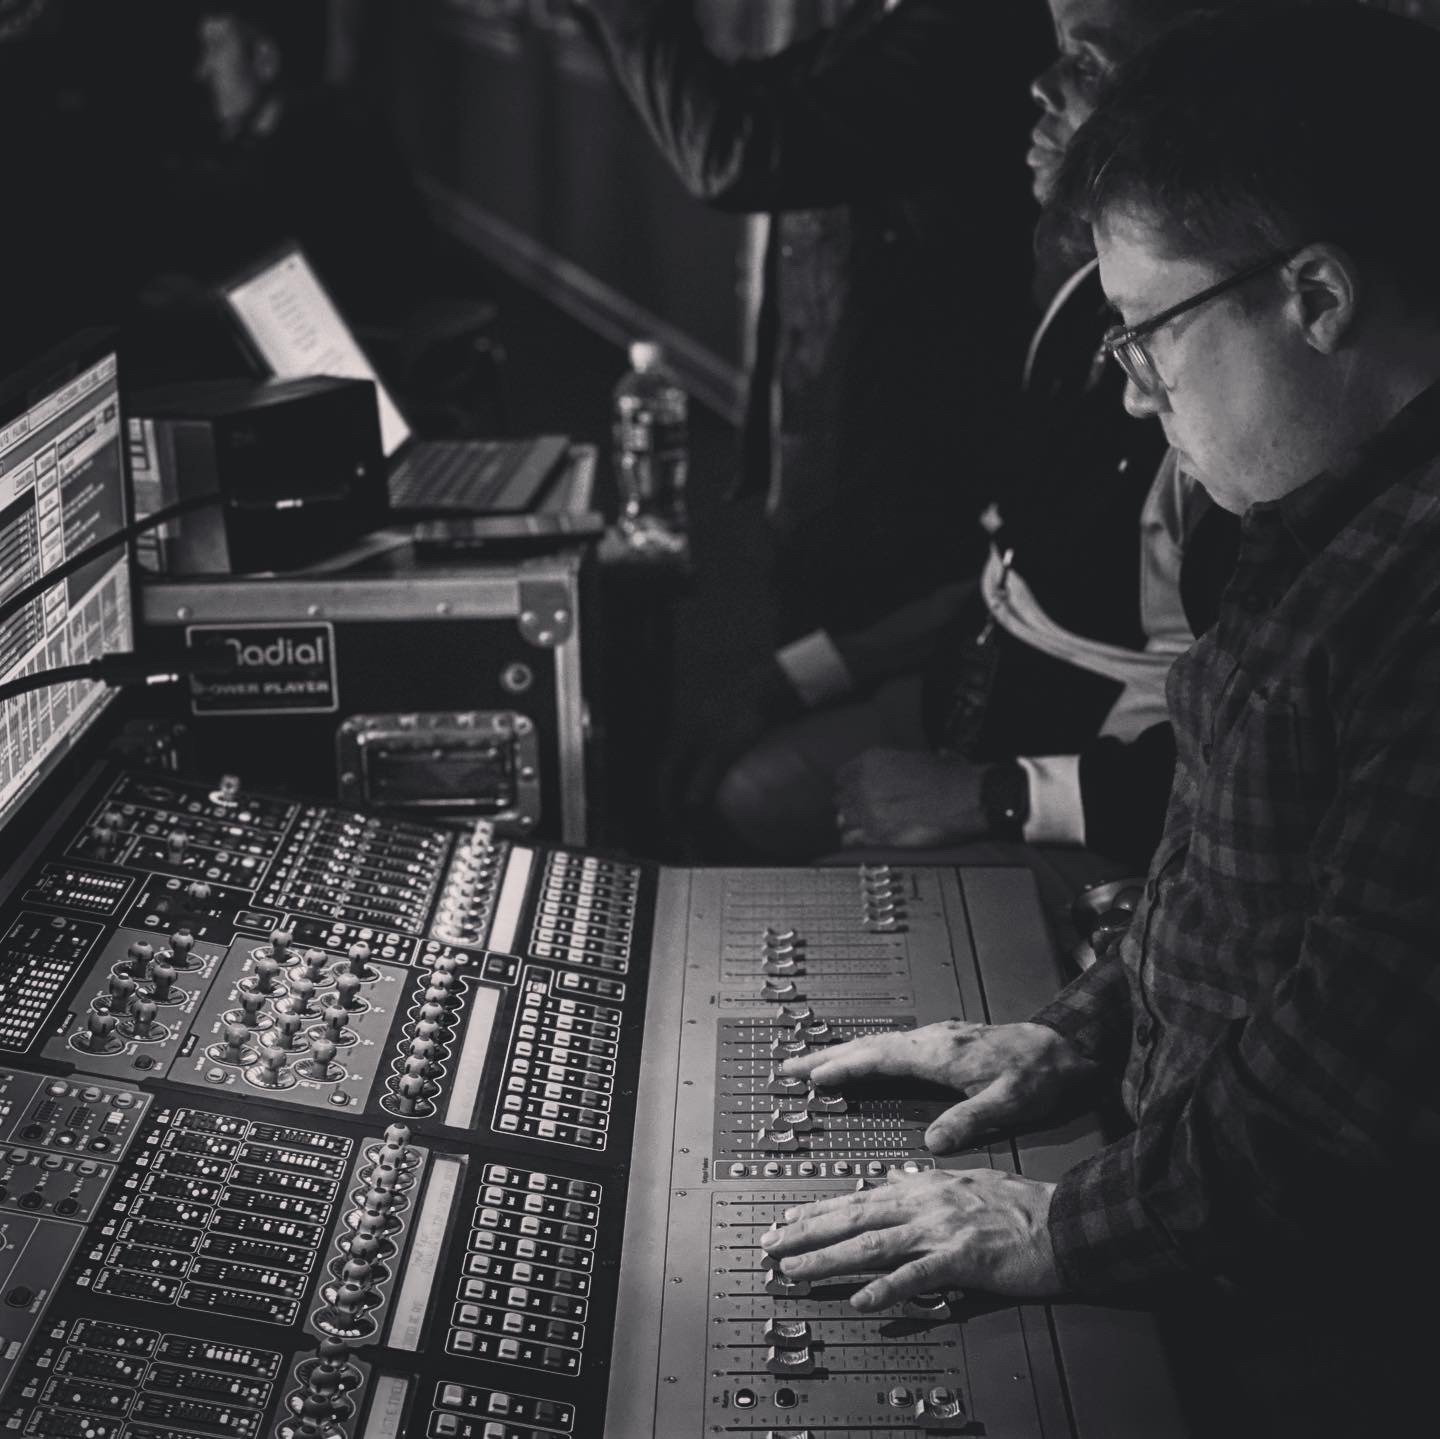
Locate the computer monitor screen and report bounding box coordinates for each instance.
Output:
[220,246,412,459]
[0,340,132,837]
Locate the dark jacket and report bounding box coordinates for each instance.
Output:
[924,263,1240,866]
[586,0,1048,635]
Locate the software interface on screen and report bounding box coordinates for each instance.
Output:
[222,249,412,458]
[0,351,131,832]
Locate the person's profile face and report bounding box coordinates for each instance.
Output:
[1095,211,1303,514]
[195,14,266,133]
[1029,0,1156,205]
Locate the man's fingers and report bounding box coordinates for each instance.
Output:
[766,1223,919,1283]
[923,1080,1017,1153]
[850,1253,958,1313]
[779,1031,935,1084]
[759,1189,910,1255]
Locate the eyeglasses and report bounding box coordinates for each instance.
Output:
[1101,246,1303,396]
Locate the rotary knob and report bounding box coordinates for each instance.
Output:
[125,999,163,1041]
[166,828,188,861]
[167,928,199,970]
[127,940,153,980]
[251,956,281,995]
[408,1037,438,1065]
[346,941,377,982]
[81,1011,121,1054]
[221,1024,252,1064]
[411,1018,445,1047]
[288,976,318,1017]
[416,1002,449,1029]
[334,973,363,1011]
[107,973,138,1013]
[382,1123,412,1148]
[239,991,266,1027]
[321,1005,349,1044]
[269,928,294,959]
[248,1045,295,1089]
[149,961,178,1004]
[392,1073,428,1115]
[422,984,456,1010]
[185,880,212,903]
[273,1013,306,1051]
[304,1038,341,1082]
[216,773,242,804]
[302,947,329,982]
[90,823,117,857]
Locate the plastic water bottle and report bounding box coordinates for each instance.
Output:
[613,340,688,551]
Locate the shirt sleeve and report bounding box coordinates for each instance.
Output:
[1016,754,1084,845]
[581,0,1013,211]
[1049,619,1440,1297]
[1028,952,1134,1077]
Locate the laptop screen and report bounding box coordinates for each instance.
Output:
[0,338,132,839]
[220,248,413,459]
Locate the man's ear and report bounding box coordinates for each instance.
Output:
[1285,242,1359,354]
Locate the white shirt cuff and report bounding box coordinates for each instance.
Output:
[1017,754,1086,845]
[774,630,854,708]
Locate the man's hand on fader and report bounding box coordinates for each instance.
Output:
[759,1167,1063,1306]
[778,1019,1101,1153]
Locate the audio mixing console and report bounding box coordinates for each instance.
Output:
[0,766,1186,1438]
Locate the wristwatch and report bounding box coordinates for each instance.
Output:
[980,761,1030,841]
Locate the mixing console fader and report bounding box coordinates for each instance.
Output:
[0,766,1187,1437]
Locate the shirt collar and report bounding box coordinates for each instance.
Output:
[1252,375,1440,556]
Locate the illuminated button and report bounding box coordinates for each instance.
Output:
[497,1338,521,1361]
[729,1164,748,1178]
[502,1312,524,1334]
[486,1394,511,1415]
[866,1161,885,1176]
[888,1386,915,1407]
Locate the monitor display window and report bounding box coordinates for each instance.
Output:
[0,349,131,834]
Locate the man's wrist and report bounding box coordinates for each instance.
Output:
[980,760,1031,841]
[774,630,855,708]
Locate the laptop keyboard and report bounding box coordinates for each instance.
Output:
[389,440,536,510]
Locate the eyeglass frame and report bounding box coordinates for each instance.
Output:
[1101,245,1305,395]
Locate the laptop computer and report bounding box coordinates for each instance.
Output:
[218,244,572,515]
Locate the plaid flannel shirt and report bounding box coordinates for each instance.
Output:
[1032,378,1440,1296]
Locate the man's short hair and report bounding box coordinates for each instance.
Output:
[1055,1,1440,320]
[202,1,326,84]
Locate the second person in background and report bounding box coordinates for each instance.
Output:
[577,0,1050,638]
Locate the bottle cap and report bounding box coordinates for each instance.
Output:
[629,340,663,372]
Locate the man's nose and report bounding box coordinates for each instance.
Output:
[1123,376,1168,419]
[1030,63,1065,115]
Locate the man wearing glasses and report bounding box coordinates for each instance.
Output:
[761,4,1440,1426]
